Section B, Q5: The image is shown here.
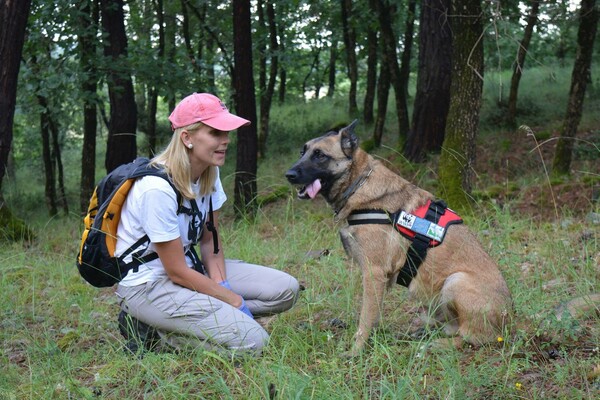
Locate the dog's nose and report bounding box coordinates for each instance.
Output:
[285,169,299,183]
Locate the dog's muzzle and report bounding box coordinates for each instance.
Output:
[285,168,322,199]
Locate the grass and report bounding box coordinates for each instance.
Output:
[2,63,600,399]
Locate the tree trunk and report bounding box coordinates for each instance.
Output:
[50,109,68,215]
[341,0,358,116]
[100,0,137,173]
[0,0,32,196]
[507,0,540,126]
[327,38,338,97]
[146,0,165,157]
[0,0,35,241]
[398,0,417,107]
[278,34,287,104]
[438,0,484,209]
[373,46,391,147]
[37,93,58,217]
[363,0,378,124]
[232,0,259,217]
[79,0,99,214]
[377,0,410,143]
[405,0,452,162]
[258,1,279,159]
[552,0,598,175]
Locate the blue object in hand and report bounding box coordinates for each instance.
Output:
[238,299,254,319]
[218,279,233,291]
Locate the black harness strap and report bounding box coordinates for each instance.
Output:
[396,200,449,286]
[347,200,453,288]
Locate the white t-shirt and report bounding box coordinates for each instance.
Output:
[116,169,227,286]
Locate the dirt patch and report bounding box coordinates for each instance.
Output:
[475,128,600,221]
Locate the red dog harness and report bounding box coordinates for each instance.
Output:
[347,200,463,287]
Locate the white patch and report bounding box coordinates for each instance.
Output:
[397,211,416,229]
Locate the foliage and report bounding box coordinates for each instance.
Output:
[1,2,599,397]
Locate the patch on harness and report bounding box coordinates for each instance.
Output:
[396,211,446,242]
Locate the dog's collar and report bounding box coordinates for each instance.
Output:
[334,168,373,216]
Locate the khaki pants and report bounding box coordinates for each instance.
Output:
[116,260,299,355]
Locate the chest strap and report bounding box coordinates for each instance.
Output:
[347,200,462,287]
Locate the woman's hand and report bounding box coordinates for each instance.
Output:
[154,238,241,307]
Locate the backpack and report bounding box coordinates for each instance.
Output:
[76,157,184,288]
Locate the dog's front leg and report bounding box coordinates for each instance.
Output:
[350,270,386,357]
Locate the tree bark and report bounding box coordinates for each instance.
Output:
[37,92,58,217]
[341,0,359,116]
[405,0,452,161]
[146,0,165,157]
[258,0,279,159]
[373,44,391,147]
[376,0,410,143]
[0,0,35,241]
[0,0,32,196]
[363,0,378,124]
[507,0,540,126]
[552,0,598,175]
[100,0,137,173]
[327,38,338,98]
[78,0,99,214]
[438,0,484,209]
[232,0,258,217]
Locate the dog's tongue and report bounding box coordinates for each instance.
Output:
[306,179,322,199]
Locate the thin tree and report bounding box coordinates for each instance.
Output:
[341,0,358,116]
[257,0,279,159]
[0,0,35,240]
[232,0,259,216]
[376,0,410,143]
[78,0,99,213]
[552,0,598,175]
[146,0,165,157]
[438,0,484,209]
[363,0,378,125]
[507,0,540,126]
[373,44,391,147]
[404,0,452,162]
[100,0,137,173]
[327,38,338,97]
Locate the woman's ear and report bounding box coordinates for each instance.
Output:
[180,130,191,147]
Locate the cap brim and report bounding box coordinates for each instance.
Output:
[202,113,251,131]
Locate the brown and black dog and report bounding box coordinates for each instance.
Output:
[286,120,513,356]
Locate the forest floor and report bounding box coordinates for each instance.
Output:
[476,127,600,221]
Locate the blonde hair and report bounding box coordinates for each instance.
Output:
[150,122,217,199]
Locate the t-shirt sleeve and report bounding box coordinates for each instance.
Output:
[137,176,181,243]
[212,168,227,210]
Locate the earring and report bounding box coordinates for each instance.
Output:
[187,144,193,149]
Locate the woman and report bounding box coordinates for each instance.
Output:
[115,93,299,355]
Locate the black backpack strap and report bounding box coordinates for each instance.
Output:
[205,196,219,254]
[185,245,207,275]
[116,234,158,275]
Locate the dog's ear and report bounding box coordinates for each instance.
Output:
[340,120,359,158]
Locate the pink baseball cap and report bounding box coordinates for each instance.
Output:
[168,93,251,131]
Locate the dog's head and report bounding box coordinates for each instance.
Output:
[285,120,359,200]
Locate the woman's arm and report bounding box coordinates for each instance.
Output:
[154,237,242,308]
[199,210,228,283]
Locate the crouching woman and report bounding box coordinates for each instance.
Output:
[115,93,299,355]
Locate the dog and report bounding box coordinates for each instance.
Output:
[286,120,513,356]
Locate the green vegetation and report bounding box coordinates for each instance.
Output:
[1,63,599,398]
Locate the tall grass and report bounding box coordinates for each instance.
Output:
[1,64,599,399]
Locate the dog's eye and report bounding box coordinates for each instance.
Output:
[300,145,307,156]
[312,149,328,160]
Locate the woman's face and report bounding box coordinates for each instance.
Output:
[184,124,230,171]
